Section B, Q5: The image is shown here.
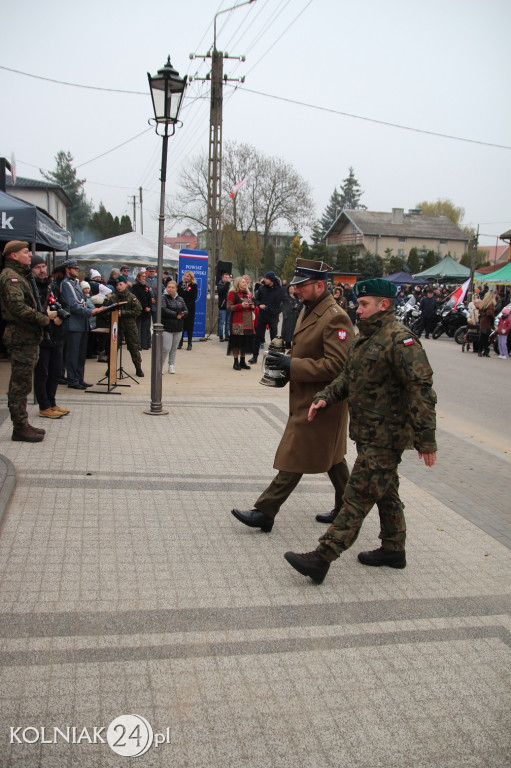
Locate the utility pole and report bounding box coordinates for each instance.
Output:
[469,225,479,301]
[139,187,144,235]
[190,0,255,297]
[129,195,137,232]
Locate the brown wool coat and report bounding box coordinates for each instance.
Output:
[273,291,354,473]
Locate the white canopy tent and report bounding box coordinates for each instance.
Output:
[68,232,179,276]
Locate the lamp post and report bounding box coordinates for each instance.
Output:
[145,57,187,416]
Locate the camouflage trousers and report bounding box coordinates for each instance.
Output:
[318,444,406,561]
[7,344,40,429]
[255,459,350,519]
[121,322,141,368]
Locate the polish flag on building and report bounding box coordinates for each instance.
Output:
[452,278,471,308]
[230,178,247,199]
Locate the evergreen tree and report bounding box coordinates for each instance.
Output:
[335,245,351,272]
[301,240,310,259]
[359,252,383,280]
[319,188,343,235]
[422,250,437,270]
[281,236,302,282]
[387,255,405,275]
[339,167,366,211]
[407,247,420,274]
[310,221,324,245]
[41,150,93,241]
[120,215,133,234]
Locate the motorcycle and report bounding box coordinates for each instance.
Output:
[432,303,469,340]
[396,300,421,329]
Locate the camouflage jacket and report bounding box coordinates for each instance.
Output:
[104,290,142,326]
[314,308,437,453]
[0,261,50,348]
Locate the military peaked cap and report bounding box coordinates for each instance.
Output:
[290,258,331,285]
[2,241,29,257]
[61,259,79,269]
[354,278,397,299]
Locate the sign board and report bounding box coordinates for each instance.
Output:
[178,249,209,339]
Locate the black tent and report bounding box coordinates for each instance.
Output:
[0,190,70,252]
[385,270,429,286]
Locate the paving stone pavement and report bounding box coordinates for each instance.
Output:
[0,342,509,768]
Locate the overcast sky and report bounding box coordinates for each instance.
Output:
[1,0,510,249]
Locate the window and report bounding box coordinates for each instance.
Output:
[398,237,406,242]
[439,239,448,244]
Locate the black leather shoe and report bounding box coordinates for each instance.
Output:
[231,508,273,532]
[239,360,251,370]
[233,360,241,370]
[315,509,338,524]
[80,381,93,388]
[247,357,258,365]
[357,547,406,569]
[68,383,86,390]
[284,551,330,584]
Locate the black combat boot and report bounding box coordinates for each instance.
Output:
[231,508,273,532]
[357,547,406,569]
[284,551,330,584]
[239,359,251,370]
[135,367,144,377]
[247,356,258,365]
[233,360,241,370]
[315,509,338,524]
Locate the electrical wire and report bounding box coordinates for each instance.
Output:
[228,84,511,150]
[0,64,146,95]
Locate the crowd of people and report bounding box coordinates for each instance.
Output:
[0,242,203,441]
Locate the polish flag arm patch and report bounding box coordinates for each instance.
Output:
[338,329,348,340]
[403,337,414,346]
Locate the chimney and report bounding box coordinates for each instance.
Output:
[392,208,404,224]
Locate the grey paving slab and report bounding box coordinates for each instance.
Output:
[0,343,509,768]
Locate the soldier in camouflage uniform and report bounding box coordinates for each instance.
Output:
[284,278,437,584]
[0,241,58,442]
[104,276,144,376]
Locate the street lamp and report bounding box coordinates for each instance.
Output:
[145,57,187,416]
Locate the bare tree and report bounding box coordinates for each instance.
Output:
[166,141,315,262]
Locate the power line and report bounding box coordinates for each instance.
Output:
[0,64,147,95]
[230,85,511,150]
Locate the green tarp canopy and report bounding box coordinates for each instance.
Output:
[413,254,470,281]
[474,261,511,284]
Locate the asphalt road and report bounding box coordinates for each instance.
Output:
[399,334,511,548]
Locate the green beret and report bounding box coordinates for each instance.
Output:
[354,278,397,299]
[115,275,128,285]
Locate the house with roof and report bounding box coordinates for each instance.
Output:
[6,175,70,231]
[325,207,471,261]
[164,228,197,251]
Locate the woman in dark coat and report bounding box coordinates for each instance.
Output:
[478,291,496,357]
[281,285,302,349]
[177,271,198,350]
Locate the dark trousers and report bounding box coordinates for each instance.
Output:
[254,459,350,519]
[65,331,88,386]
[137,312,152,349]
[34,345,63,411]
[417,315,436,338]
[253,311,279,356]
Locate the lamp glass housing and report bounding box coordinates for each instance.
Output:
[148,58,187,125]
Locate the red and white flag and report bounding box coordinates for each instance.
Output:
[452,278,471,308]
[230,178,247,199]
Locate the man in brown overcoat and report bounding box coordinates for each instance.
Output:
[231,259,354,532]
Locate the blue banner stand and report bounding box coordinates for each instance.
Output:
[178,249,209,339]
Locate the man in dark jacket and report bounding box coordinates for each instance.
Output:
[248,271,284,364]
[0,241,56,442]
[61,259,102,390]
[284,278,437,584]
[416,286,438,339]
[30,255,69,419]
[217,272,231,341]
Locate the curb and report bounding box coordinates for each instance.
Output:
[0,453,16,531]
